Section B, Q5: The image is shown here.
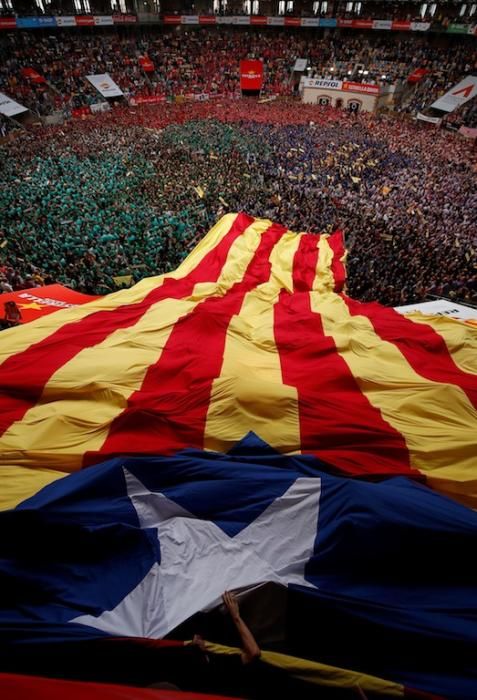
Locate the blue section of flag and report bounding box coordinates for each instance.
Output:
[1,433,477,698]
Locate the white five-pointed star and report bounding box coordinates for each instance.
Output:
[73,469,321,638]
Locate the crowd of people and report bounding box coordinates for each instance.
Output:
[0,28,476,123]
[1,98,476,311]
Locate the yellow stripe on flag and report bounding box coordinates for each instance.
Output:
[205,231,302,454]
[314,293,477,488]
[0,466,65,511]
[203,642,404,697]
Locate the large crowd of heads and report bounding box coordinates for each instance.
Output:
[1,96,476,312]
[0,28,476,123]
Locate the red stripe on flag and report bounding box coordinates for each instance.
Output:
[342,296,477,411]
[327,230,346,292]
[85,223,286,463]
[274,235,413,476]
[0,673,236,700]
[0,214,253,439]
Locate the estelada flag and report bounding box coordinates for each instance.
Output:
[0,284,99,324]
[0,213,476,507]
[240,60,264,91]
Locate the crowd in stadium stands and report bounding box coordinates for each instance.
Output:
[1,100,476,313]
[0,29,476,123]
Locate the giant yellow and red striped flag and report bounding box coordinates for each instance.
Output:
[1,212,476,509]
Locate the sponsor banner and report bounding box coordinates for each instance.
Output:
[407,67,429,84]
[0,92,28,117]
[0,285,99,325]
[55,16,76,27]
[267,17,285,26]
[417,113,442,124]
[0,17,16,29]
[198,15,216,24]
[303,78,343,90]
[90,101,110,113]
[411,21,431,31]
[447,23,469,33]
[293,58,308,72]
[353,19,374,29]
[139,56,155,72]
[240,59,264,91]
[94,16,114,25]
[343,81,379,95]
[251,16,267,25]
[86,73,123,98]
[458,125,477,139]
[392,20,411,30]
[181,15,199,24]
[163,14,181,24]
[112,14,137,23]
[430,75,477,113]
[373,19,392,30]
[319,18,337,27]
[337,18,353,28]
[284,17,301,26]
[37,16,57,27]
[235,16,251,25]
[301,18,320,27]
[215,16,234,24]
[129,95,166,105]
[16,17,40,29]
[395,300,477,325]
[75,15,95,26]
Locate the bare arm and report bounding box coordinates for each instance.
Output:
[222,591,261,665]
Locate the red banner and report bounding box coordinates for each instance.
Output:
[250,16,267,25]
[392,20,411,30]
[0,17,16,29]
[239,59,264,91]
[163,14,181,24]
[112,13,137,23]
[75,15,95,25]
[21,67,46,84]
[1,284,99,325]
[129,95,166,105]
[407,68,429,84]
[342,81,380,95]
[199,15,216,24]
[138,56,154,72]
[353,19,374,28]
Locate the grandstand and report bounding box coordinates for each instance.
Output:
[1,7,477,700]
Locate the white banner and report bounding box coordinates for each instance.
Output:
[411,21,431,31]
[417,113,442,124]
[90,102,111,114]
[430,75,477,113]
[181,15,199,24]
[267,17,285,25]
[86,74,123,98]
[94,16,113,26]
[395,300,477,323]
[0,92,28,117]
[301,18,320,27]
[55,16,76,27]
[293,58,308,72]
[303,78,343,90]
[373,19,392,30]
[235,16,251,24]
